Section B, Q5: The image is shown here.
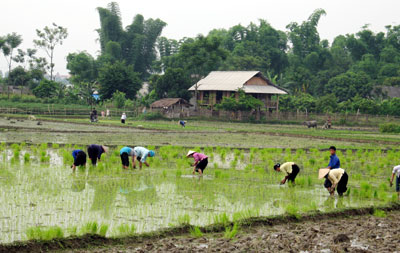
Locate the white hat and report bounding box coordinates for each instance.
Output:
[318,168,330,179]
[186,150,196,157]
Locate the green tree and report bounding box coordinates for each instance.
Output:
[112,90,126,108]
[97,2,166,78]
[152,68,191,100]
[66,52,98,84]
[34,23,68,81]
[98,61,142,100]
[1,33,23,74]
[32,79,59,98]
[216,89,264,111]
[325,71,372,101]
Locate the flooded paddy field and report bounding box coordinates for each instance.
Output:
[0,117,396,149]
[0,143,397,244]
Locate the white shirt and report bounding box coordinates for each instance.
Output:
[393,165,400,177]
[121,114,127,120]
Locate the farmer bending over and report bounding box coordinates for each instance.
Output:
[322,168,348,196]
[187,150,208,175]
[71,149,87,171]
[324,146,340,188]
[133,147,155,169]
[87,144,108,165]
[120,146,135,169]
[390,165,400,200]
[274,162,300,185]
[179,120,186,127]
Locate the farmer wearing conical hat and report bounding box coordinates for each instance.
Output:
[274,162,300,185]
[320,168,348,196]
[132,146,155,169]
[87,144,109,165]
[187,150,208,175]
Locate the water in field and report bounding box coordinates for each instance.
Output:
[0,145,396,243]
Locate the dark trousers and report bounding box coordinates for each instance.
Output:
[337,172,348,196]
[196,158,208,173]
[87,146,99,165]
[74,151,87,166]
[120,152,129,167]
[287,164,300,182]
[324,168,339,188]
[121,119,125,124]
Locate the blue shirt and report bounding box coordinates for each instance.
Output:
[134,147,149,162]
[72,150,82,161]
[120,147,133,156]
[328,154,340,169]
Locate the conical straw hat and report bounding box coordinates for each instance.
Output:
[318,168,330,179]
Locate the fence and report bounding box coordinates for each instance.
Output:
[1,105,400,125]
[189,108,400,125]
[0,106,144,118]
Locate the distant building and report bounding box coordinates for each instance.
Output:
[150,98,192,118]
[188,71,287,111]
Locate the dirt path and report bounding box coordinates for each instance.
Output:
[68,210,399,253]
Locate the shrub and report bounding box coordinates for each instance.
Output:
[379,123,400,133]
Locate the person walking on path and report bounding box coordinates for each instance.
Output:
[320,168,348,196]
[87,144,108,165]
[390,165,400,200]
[187,150,208,175]
[120,146,135,169]
[121,113,127,124]
[71,149,87,171]
[274,162,300,185]
[133,147,155,169]
[324,146,340,188]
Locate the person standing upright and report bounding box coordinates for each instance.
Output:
[121,113,127,124]
[324,146,340,188]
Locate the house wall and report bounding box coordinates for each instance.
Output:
[245,76,268,86]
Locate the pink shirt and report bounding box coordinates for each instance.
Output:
[193,153,208,162]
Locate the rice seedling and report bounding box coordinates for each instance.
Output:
[115,224,136,237]
[189,226,203,238]
[373,209,387,218]
[23,153,30,163]
[26,226,64,241]
[178,214,191,226]
[213,213,230,227]
[223,223,239,239]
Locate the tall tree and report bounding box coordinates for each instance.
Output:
[96,2,166,78]
[153,68,191,100]
[98,61,142,100]
[34,23,68,81]
[1,33,23,75]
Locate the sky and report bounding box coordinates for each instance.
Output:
[0,0,399,76]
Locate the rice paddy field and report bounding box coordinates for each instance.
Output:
[0,141,398,244]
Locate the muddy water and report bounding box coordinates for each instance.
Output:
[0,149,389,243]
